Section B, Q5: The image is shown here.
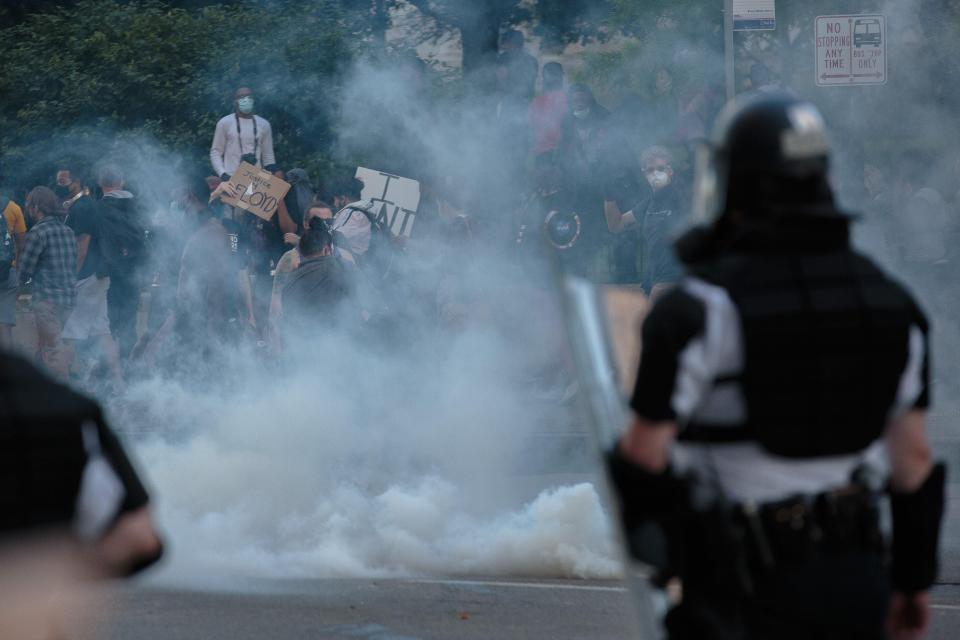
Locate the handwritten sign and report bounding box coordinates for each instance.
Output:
[219,162,291,220]
[355,167,420,238]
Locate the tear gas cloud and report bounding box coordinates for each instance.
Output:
[74,47,626,585]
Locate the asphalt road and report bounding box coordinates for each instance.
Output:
[75,578,960,640]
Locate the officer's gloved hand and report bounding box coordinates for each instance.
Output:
[605,445,687,525]
[604,445,687,573]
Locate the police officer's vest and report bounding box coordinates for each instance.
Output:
[684,247,918,458]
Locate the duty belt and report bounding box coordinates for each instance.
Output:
[734,486,883,572]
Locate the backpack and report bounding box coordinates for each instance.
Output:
[334,200,401,279]
[97,197,147,277]
[0,196,14,282]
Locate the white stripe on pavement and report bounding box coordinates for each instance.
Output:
[407,579,628,593]
[410,580,960,611]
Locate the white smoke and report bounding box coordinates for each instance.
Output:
[107,255,621,586]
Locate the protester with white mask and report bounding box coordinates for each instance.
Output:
[603,145,687,296]
[209,87,277,182]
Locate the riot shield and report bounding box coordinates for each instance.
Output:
[557,275,665,639]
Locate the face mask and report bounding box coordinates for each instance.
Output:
[572,108,590,120]
[54,184,71,199]
[238,97,255,114]
[646,169,671,191]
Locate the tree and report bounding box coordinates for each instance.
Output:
[0,0,352,193]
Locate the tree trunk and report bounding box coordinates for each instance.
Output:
[372,0,388,49]
[459,6,501,77]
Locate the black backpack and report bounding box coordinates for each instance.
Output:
[0,195,14,282]
[337,201,402,279]
[97,197,147,277]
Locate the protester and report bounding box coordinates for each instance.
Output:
[142,177,244,375]
[646,67,680,146]
[0,186,26,349]
[209,86,277,181]
[553,83,617,280]
[55,165,91,212]
[270,201,335,352]
[529,62,568,165]
[19,186,77,377]
[281,168,317,235]
[496,29,538,105]
[58,166,124,391]
[97,164,146,359]
[603,145,685,293]
[280,220,350,337]
[892,151,950,277]
[329,176,373,263]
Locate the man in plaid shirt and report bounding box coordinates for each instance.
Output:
[19,186,77,377]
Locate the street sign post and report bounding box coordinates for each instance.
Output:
[815,15,886,86]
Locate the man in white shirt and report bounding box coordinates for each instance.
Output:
[209,87,277,181]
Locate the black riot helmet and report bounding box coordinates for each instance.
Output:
[692,93,837,224]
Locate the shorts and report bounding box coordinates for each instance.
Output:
[63,275,111,340]
[0,267,17,326]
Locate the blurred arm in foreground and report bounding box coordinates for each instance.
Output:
[0,344,163,638]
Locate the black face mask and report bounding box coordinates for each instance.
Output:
[54,184,72,199]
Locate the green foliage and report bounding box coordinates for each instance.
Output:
[0,0,351,191]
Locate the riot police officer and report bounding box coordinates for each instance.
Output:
[606,94,944,639]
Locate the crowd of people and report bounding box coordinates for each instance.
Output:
[1,31,959,391]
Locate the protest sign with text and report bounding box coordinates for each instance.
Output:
[218,162,291,220]
[355,167,420,238]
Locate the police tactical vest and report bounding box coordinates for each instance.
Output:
[689,249,917,458]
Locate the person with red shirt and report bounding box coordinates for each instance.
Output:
[528,62,568,163]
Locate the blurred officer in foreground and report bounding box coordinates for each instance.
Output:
[0,348,163,580]
[607,94,943,640]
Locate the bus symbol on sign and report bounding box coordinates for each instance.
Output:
[854,19,882,47]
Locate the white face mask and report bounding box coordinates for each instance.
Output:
[646,169,671,191]
[572,108,590,120]
[237,96,255,114]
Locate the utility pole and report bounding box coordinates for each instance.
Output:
[724,0,736,102]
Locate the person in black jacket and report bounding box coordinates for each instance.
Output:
[96,164,146,360]
[0,347,162,576]
[603,145,686,292]
[605,94,943,640]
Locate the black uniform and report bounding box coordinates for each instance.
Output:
[0,349,151,541]
[631,215,928,640]
[606,95,945,640]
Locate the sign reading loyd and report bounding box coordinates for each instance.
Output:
[219,162,291,221]
[816,15,886,86]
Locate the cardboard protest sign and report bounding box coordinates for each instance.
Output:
[355,167,421,238]
[219,162,291,221]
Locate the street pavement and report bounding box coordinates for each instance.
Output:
[77,578,960,640]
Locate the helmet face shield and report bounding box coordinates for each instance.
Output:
[691,141,727,225]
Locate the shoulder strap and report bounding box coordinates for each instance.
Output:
[235,114,259,159]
